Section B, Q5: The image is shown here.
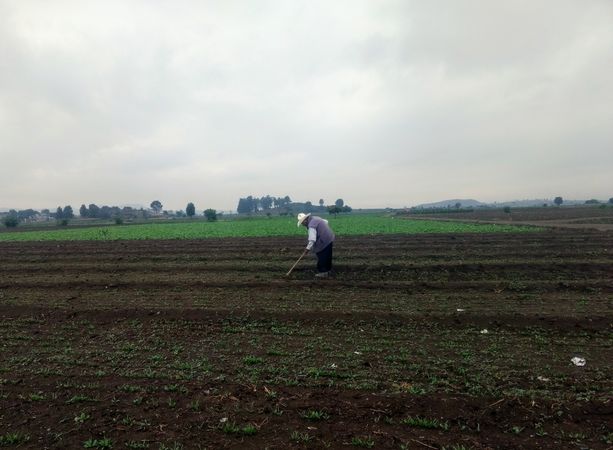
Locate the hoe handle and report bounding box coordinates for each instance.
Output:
[286,249,308,277]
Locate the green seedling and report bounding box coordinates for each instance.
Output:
[301,410,329,421]
[401,416,449,430]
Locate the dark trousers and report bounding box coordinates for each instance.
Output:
[316,243,333,273]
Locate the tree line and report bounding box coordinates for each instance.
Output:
[0,199,219,228]
[78,204,147,220]
[236,195,352,215]
[236,195,294,214]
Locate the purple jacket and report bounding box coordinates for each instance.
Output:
[307,216,335,253]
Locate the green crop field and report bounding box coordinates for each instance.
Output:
[0,215,539,241]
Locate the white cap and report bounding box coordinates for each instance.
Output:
[296,212,311,227]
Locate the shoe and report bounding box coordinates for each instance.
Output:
[315,271,330,278]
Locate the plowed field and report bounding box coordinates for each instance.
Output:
[1,230,612,449]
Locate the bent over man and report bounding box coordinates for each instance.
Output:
[297,213,335,278]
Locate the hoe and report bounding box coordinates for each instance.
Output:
[285,249,308,277]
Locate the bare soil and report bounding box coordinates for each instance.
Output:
[1,230,612,449]
[404,205,613,231]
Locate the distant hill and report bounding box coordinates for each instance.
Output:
[415,198,596,209]
[415,199,486,209]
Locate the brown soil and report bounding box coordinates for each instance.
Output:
[1,231,612,449]
[403,205,613,231]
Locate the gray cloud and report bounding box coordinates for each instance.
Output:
[1,0,612,211]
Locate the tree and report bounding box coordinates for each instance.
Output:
[18,209,38,221]
[609,198,613,205]
[2,215,19,228]
[585,199,600,204]
[98,206,112,219]
[237,196,259,213]
[305,201,313,212]
[554,196,563,206]
[244,196,253,212]
[327,205,340,216]
[186,202,196,217]
[204,209,217,221]
[275,196,287,208]
[88,204,100,218]
[150,200,163,213]
[335,198,344,208]
[237,198,250,214]
[328,204,352,216]
[79,204,88,218]
[503,206,511,214]
[454,202,462,209]
[319,199,324,208]
[63,205,74,219]
[55,206,70,225]
[261,195,273,210]
[122,206,136,219]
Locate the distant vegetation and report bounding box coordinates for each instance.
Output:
[1,215,19,228]
[80,204,149,220]
[185,202,196,217]
[3,196,612,230]
[237,195,293,214]
[204,209,217,222]
[0,215,539,242]
[236,195,352,215]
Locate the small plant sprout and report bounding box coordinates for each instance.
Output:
[83,437,112,449]
[300,410,330,421]
[243,355,263,365]
[0,432,30,446]
[189,399,200,411]
[74,411,91,424]
[351,436,375,448]
[401,416,450,430]
[264,386,277,399]
[290,431,313,443]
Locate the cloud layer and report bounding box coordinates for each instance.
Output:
[1,0,612,211]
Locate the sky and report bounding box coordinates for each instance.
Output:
[1,0,612,212]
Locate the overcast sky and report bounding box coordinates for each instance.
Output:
[1,0,612,211]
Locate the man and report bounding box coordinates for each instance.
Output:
[297,213,335,278]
